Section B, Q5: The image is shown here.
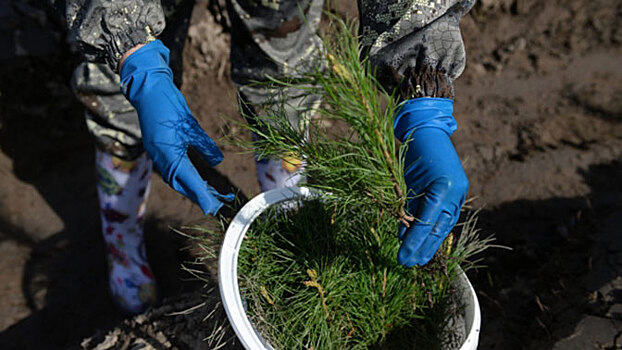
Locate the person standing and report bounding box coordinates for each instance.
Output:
[62,0,473,314]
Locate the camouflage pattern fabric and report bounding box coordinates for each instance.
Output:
[67,0,193,160]
[359,0,475,99]
[227,0,325,132]
[72,63,145,159]
[65,0,165,72]
[64,0,473,160]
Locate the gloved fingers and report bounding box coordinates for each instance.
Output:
[197,183,234,216]
[397,211,453,267]
[206,186,235,203]
[398,193,423,239]
[397,179,452,266]
[413,212,454,265]
[153,93,223,169]
[397,220,436,267]
[188,123,224,168]
[169,156,227,216]
[410,178,452,226]
[397,223,407,240]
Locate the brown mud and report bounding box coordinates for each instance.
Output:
[0,0,620,349]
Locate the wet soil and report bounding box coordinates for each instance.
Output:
[0,0,620,349]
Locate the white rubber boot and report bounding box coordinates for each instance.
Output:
[255,154,304,192]
[95,148,158,314]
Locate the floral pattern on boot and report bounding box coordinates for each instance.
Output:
[255,155,304,192]
[96,149,158,314]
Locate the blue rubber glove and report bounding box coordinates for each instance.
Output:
[120,40,234,215]
[394,98,468,267]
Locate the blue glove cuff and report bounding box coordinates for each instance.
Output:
[120,40,173,101]
[120,40,171,77]
[393,98,457,142]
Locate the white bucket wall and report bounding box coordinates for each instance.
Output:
[219,187,480,350]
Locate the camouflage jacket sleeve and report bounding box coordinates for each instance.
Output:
[359,0,475,99]
[64,0,166,71]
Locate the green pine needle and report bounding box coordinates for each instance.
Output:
[233,17,411,226]
[191,14,496,350]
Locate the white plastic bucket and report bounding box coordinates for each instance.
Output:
[219,186,481,350]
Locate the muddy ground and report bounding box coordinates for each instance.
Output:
[0,0,620,349]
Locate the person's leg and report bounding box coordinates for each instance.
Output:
[69,0,194,314]
[95,148,157,313]
[227,0,324,191]
[71,61,159,314]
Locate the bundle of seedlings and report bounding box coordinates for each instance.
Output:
[193,17,492,350]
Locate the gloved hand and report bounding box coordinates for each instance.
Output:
[393,98,468,267]
[120,40,233,215]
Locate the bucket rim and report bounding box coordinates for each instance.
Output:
[218,186,480,350]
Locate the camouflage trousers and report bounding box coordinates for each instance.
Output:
[71,0,472,160]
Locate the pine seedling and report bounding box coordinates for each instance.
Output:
[201,14,494,350]
[237,197,484,349]
[235,17,412,227]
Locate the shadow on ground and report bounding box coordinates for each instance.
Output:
[0,33,245,350]
[473,160,622,350]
